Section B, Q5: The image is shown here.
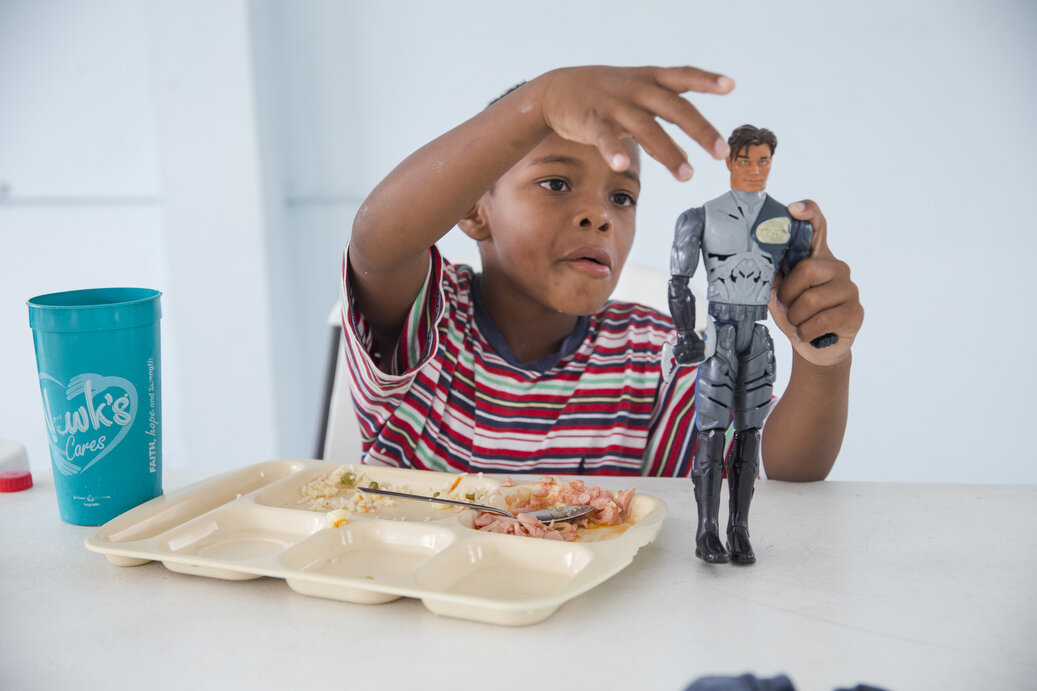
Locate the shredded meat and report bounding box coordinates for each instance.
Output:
[473,477,636,541]
[473,511,578,541]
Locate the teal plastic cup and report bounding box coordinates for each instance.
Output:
[27,288,163,525]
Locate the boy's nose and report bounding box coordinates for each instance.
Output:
[577,208,611,232]
[579,217,610,231]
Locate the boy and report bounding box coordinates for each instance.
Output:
[343,65,862,481]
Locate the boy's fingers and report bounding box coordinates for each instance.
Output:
[652,66,736,96]
[788,199,831,258]
[780,275,863,357]
[613,105,693,179]
[775,199,862,359]
[781,273,858,328]
[644,87,729,161]
[651,67,733,160]
[623,75,728,161]
[792,301,864,347]
[587,119,634,172]
[544,65,735,178]
[776,256,852,311]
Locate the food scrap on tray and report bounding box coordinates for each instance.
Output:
[298,466,494,526]
[297,466,636,541]
[476,477,637,541]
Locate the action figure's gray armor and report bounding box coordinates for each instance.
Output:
[670,190,812,430]
[668,189,812,565]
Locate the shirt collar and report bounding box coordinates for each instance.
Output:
[471,275,589,374]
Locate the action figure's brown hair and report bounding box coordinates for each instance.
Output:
[728,125,777,160]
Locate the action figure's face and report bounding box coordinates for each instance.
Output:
[727,143,773,193]
[471,134,640,318]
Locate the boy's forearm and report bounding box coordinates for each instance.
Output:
[351,81,550,273]
[347,80,553,356]
[761,351,851,481]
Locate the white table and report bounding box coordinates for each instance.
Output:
[2,469,1035,691]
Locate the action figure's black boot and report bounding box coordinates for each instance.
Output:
[726,429,760,564]
[692,428,729,564]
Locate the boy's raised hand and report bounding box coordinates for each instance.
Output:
[531,66,735,180]
[769,201,864,367]
[351,64,737,366]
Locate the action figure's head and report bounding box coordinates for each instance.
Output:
[726,125,776,194]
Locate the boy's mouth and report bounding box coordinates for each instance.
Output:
[563,246,613,276]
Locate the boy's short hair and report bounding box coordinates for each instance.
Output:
[728,124,777,159]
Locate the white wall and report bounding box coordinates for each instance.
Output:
[3,0,1035,483]
[0,0,182,466]
[2,0,286,473]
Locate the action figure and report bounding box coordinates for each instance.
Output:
[668,125,835,565]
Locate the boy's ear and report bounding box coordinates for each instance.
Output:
[458,200,491,241]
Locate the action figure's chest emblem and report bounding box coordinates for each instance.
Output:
[755,217,791,245]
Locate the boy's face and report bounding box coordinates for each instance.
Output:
[726,143,772,193]
[472,134,640,317]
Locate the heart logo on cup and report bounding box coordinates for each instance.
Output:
[40,373,139,475]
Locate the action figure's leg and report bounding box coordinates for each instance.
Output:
[733,322,775,432]
[727,324,775,565]
[691,428,727,563]
[726,429,760,564]
[691,322,737,564]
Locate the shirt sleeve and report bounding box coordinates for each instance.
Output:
[340,244,447,397]
[642,358,699,477]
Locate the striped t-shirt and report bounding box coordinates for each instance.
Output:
[342,246,707,477]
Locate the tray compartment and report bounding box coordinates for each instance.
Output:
[282,520,456,604]
[417,537,593,601]
[156,505,324,580]
[416,538,595,626]
[91,459,311,545]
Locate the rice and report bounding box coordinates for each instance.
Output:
[296,465,391,512]
[296,466,495,515]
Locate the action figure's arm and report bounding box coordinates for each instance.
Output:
[668,207,706,364]
[780,218,813,276]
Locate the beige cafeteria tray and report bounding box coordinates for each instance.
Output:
[85,459,667,626]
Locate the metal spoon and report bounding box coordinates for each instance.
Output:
[357,486,595,523]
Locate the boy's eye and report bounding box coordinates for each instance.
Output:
[611,192,636,207]
[538,179,569,192]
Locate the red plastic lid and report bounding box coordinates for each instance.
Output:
[0,470,33,492]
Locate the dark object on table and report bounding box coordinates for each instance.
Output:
[684,673,887,691]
